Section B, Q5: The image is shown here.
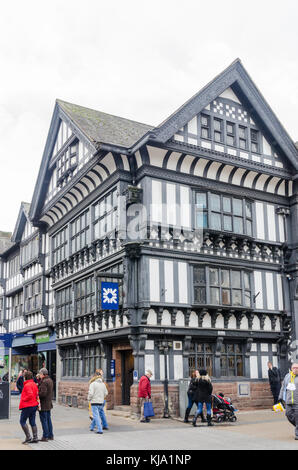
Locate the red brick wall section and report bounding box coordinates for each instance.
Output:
[58,381,115,410]
[58,381,274,415]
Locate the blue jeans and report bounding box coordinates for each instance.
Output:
[187,395,196,410]
[39,410,53,439]
[196,402,212,417]
[90,404,108,432]
[20,406,38,427]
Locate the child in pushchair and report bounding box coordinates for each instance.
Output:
[212,393,238,423]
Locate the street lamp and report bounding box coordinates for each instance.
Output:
[158,339,172,419]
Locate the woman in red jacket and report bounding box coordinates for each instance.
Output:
[138,370,152,423]
[19,371,39,444]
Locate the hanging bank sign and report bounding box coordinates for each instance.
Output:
[101,282,119,310]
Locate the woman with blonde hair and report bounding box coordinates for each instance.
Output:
[192,369,214,427]
[88,369,109,431]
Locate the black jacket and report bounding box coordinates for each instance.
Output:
[193,378,213,404]
[268,367,281,386]
[187,378,199,398]
[16,375,24,393]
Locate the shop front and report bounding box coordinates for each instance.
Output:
[35,330,57,398]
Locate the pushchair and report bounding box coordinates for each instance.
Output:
[212,393,238,423]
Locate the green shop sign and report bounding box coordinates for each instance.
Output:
[35,332,50,344]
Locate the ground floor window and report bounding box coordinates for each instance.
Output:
[82,344,101,377]
[189,342,214,377]
[63,347,80,377]
[220,343,244,377]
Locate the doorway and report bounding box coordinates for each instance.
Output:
[121,350,134,405]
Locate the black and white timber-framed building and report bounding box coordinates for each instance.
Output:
[1,59,298,414]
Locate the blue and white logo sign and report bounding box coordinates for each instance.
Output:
[101,282,119,310]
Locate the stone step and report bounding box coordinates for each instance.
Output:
[113,405,131,412]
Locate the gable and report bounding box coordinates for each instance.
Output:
[171,87,288,170]
[11,203,31,243]
[45,118,95,207]
[151,59,298,171]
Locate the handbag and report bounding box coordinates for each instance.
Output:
[143,400,155,418]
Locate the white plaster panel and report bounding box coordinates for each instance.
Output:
[178,262,188,304]
[149,259,160,302]
[164,260,174,303]
[254,271,264,309]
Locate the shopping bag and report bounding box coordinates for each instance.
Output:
[89,402,93,420]
[144,401,155,418]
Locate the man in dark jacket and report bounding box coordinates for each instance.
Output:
[268,362,281,405]
[38,368,54,442]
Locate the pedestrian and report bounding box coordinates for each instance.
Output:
[268,362,282,405]
[184,370,200,423]
[38,368,54,442]
[138,369,152,423]
[19,371,39,444]
[16,368,27,393]
[192,369,214,427]
[279,363,298,440]
[88,370,108,434]
[88,369,109,429]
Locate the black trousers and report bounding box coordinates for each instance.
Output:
[270,383,281,405]
[286,405,298,438]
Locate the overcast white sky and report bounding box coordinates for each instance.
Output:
[0,0,297,233]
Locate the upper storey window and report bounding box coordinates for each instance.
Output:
[214,118,223,143]
[195,191,253,236]
[201,114,210,139]
[239,126,247,150]
[93,189,118,240]
[250,129,259,153]
[226,122,235,146]
[71,210,89,254]
[52,227,68,265]
[57,140,78,186]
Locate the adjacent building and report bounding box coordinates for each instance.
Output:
[1,59,298,415]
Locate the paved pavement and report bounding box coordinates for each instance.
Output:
[1,396,298,450]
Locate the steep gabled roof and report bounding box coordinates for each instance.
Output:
[11,202,31,243]
[147,59,298,170]
[29,100,153,224]
[57,100,153,149]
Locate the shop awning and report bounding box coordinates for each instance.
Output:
[37,341,56,352]
[12,335,35,348]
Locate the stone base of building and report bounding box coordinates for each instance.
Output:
[58,380,273,417]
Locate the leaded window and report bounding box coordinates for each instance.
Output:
[12,291,23,318]
[9,255,20,277]
[189,343,214,377]
[21,235,39,266]
[63,347,80,377]
[57,140,78,184]
[193,266,251,307]
[195,191,253,236]
[220,343,244,377]
[93,189,118,240]
[226,122,235,146]
[250,129,259,153]
[239,126,247,150]
[201,114,210,139]
[214,118,223,143]
[83,344,101,377]
[70,210,89,254]
[56,285,72,322]
[52,227,68,265]
[24,279,41,313]
[75,276,95,317]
